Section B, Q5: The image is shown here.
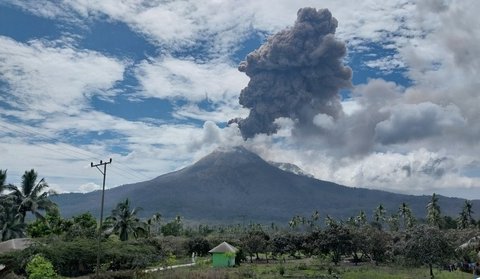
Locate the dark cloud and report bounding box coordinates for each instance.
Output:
[374,102,466,145]
[231,7,352,139]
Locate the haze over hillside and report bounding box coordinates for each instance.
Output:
[52,147,479,224]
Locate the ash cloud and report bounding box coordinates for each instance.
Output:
[231,8,352,139]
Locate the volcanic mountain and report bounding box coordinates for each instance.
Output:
[53,147,477,223]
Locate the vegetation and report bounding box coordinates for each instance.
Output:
[1,171,480,279]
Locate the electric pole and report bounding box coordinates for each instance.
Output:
[91,158,112,278]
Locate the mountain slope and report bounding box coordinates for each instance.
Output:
[53,147,478,223]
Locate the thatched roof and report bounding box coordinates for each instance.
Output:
[209,241,238,253]
[0,238,32,254]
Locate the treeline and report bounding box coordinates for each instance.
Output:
[1,169,479,278]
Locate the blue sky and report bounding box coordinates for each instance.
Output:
[1,0,479,199]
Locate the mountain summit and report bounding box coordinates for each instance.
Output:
[53,147,474,223]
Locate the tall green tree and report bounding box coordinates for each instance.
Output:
[0,199,26,241]
[105,199,146,241]
[404,225,454,279]
[0,169,7,193]
[426,193,442,228]
[374,204,387,223]
[457,200,475,229]
[6,169,57,222]
[398,202,416,230]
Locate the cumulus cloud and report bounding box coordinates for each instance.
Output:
[0,36,125,116]
[135,57,248,102]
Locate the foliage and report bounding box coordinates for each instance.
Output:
[6,169,57,222]
[106,199,146,241]
[26,254,57,279]
[404,225,455,278]
[457,200,475,229]
[161,216,183,236]
[318,223,354,265]
[0,169,57,240]
[27,209,72,238]
[240,229,270,262]
[65,212,97,240]
[426,193,442,228]
[186,236,210,256]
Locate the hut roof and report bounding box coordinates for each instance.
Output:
[0,238,31,254]
[209,241,238,253]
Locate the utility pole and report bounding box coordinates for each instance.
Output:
[91,158,112,278]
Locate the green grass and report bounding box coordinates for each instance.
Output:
[144,259,474,279]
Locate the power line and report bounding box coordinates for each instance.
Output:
[0,122,151,182]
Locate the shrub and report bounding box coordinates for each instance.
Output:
[26,255,57,279]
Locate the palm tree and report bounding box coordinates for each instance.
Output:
[0,199,26,241]
[106,199,146,241]
[398,202,416,230]
[374,204,387,224]
[426,193,442,228]
[355,210,367,227]
[146,212,162,237]
[6,169,57,222]
[0,169,7,194]
[457,200,475,229]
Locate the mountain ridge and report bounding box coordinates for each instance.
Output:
[52,146,479,223]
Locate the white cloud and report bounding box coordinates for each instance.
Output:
[135,56,248,102]
[1,0,480,199]
[0,36,125,116]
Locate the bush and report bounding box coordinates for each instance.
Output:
[26,255,57,279]
[186,237,210,256]
[8,238,165,277]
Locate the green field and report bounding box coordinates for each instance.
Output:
[142,259,473,279]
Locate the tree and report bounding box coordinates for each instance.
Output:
[0,170,26,240]
[319,222,353,265]
[27,209,72,238]
[0,199,26,241]
[66,212,97,240]
[147,212,162,237]
[404,225,454,279]
[105,198,146,241]
[6,169,57,222]
[457,200,475,229]
[186,237,211,256]
[355,210,368,227]
[0,169,7,193]
[161,215,183,236]
[240,230,270,262]
[426,193,442,228]
[398,202,416,230]
[374,204,387,223]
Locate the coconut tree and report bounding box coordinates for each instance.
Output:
[146,212,162,237]
[0,169,7,194]
[373,204,387,228]
[457,200,475,229]
[106,198,146,241]
[0,199,26,241]
[426,193,442,228]
[398,202,416,230]
[6,169,57,222]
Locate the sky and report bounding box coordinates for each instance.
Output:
[0,0,479,199]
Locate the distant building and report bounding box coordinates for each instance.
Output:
[209,241,238,267]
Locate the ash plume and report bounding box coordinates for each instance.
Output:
[230,8,352,139]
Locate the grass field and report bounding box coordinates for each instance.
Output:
[142,258,474,279]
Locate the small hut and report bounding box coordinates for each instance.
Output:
[209,241,238,267]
